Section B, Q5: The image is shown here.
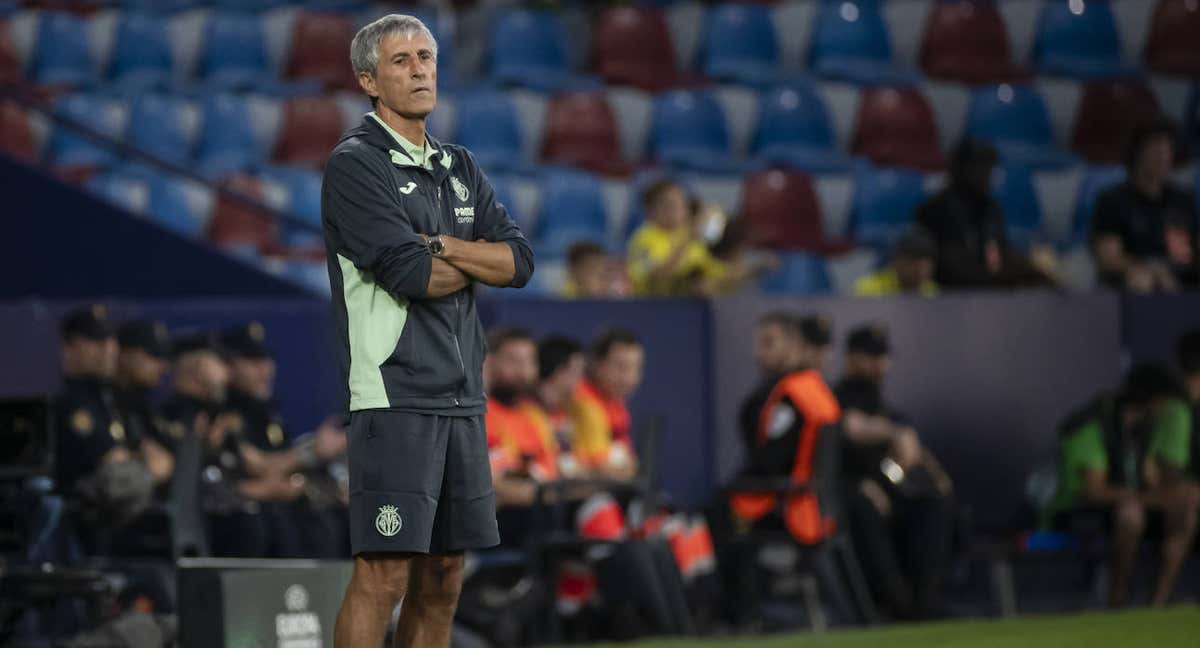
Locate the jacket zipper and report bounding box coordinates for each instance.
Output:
[435,179,467,407]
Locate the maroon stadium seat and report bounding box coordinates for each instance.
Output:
[540,90,629,177]
[1144,0,1200,77]
[740,168,851,253]
[0,102,37,164]
[851,86,945,171]
[0,20,22,85]
[207,174,278,254]
[592,6,680,91]
[919,0,1027,84]
[272,97,344,168]
[284,11,357,91]
[1070,79,1162,164]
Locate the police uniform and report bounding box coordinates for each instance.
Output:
[52,305,129,494]
[114,320,172,462]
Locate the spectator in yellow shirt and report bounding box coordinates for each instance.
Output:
[855,227,940,297]
[561,241,627,299]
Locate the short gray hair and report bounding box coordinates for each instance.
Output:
[350,14,438,77]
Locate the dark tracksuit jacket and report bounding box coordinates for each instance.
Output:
[321,115,534,417]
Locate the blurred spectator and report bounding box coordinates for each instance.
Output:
[627,180,756,297]
[855,227,940,297]
[798,313,833,375]
[576,328,644,481]
[835,324,953,620]
[738,311,807,452]
[1176,329,1200,481]
[1047,364,1197,607]
[113,320,175,490]
[529,335,591,478]
[483,327,551,510]
[917,138,1055,289]
[220,322,348,558]
[1091,118,1199,292]
[563,241,626,299]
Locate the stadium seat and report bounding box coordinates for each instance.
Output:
[284,11,356,90]
[759,252,832,294]
[1070,79,1162,164]
[1071,164,1126,243]
[1032,0,1125,79]
[125,93,193,168]
[146,172,210,238]
[540,91,627,177]
[85,171,147,215]
[740,168,841,252]
[1144,0,1200,76]
[699,3,779,87]
[966,84,1075,169]
[108,12,173,89]
[272,97,344,168]
[592,6,680,91]
[195,93,261,180]
[919,0,1026,84]
[992,164,1042,249]
[207,174,278,253]
[647,89,738,174]
[29,11,95,87]
[260,165,322,246]
[0,102,38,164]
[751,81,851,173]
[284,259,330,295]
[48,94,125,169]
[455,89,527,175]
[535,167,610,258]
[851,85,944,171]
[807,0,901,85]
[487,8,572,92]
[0,20,22,85]
[197,12,270,89]
[848,163,926,249]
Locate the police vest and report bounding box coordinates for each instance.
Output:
[730,369,841,545]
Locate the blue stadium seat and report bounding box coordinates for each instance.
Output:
[647,90,738,174]
[992,164,1042,249]
[1032,0,1125,79]
[284,260,330,295]
[108,12,173,89]
[48,94,125,168]
[125,93,192,167]
[454,89,528,175]
[85,171,146,215]
[194,93,261,180]
[759,252,832,294]
[119,0,202,9]
[140,171,209,238]
[487,8,571,92]
[30,11,94,86]
[1072,164,1125,243]
[751,81,852,173]
[197,12,270,89]
[848,163,926,249]
[807,0,903,85]
[699,3,779,87]
[535,168,609,258]
[260,165,322,246]
[210,0,289,10]
[966,84,1074,170]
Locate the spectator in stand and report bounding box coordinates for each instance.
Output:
[627,180,758,297]
[1047,364,1197,607]
[1176,329,1200,481]
[1091,118,1199,292]
[917,138,1054,289]
[563,241,626,299]
[576,328,644,481]
[798,314,834,375]
[855,227,940,297]
[836,324,953,620]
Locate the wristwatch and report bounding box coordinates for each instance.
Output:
[427,235,445,257]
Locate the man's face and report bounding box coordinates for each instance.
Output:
[754,323,795,375]
[65,337,117,379]
[543,353,586,406]
[118,349,168,389]
[846,352,890,384]
[894,254,933,291]
[189,352,230,402]
[359,31,437,120]
[570,254,610,298]
[650,185,690,231]
[594,343,644,401]
[1136,135,1174,184]
[487,340,538,393]
[806,342,829,374]
[229,356,276,400]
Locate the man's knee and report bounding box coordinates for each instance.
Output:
[412,553,466,610]
[350,553,413,605]
[1162,484,1200,536]
[1114,498,1146,536]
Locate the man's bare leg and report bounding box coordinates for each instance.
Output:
[1109,497,1145,607]
[1152,485,1199,606]
[393,552,466,648]
[335,553,413,648]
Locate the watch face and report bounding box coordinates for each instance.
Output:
[430,238,444,255]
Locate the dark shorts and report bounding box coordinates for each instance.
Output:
[347,410,499,556]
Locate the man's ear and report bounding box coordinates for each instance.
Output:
[358,71,377,101]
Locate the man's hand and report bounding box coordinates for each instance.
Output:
[891,427,922,469]
[314,418,348,461]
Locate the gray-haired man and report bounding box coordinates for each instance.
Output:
[322,14,534,648]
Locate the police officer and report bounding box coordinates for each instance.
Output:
[114,320,175,489]
[220,322,348,557]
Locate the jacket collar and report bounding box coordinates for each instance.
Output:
[357,114,453,181]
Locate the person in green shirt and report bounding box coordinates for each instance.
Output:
[1050,363,1199,607]
[1175,329,1200,483]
